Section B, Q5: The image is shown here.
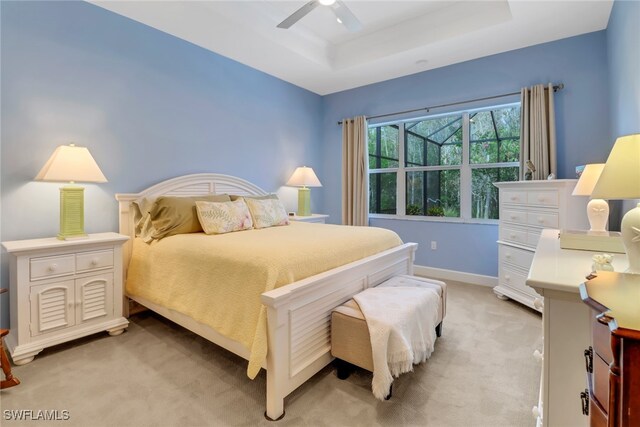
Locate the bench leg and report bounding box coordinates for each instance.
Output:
[435,322,443,338]
[334,358,355,380]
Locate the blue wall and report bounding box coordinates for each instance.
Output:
[0,2,323,327]
[321,31,613,276]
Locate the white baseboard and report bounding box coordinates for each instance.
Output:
[413,265,498,287]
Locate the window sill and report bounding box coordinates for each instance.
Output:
[369,214,499,226]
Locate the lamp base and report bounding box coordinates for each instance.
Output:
[621,203,640,274]
[58,186,87,240]
[297,187,311,216]
[587,198,609,232]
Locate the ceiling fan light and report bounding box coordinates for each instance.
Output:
[319,0,336,6]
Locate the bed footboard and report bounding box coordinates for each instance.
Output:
[260,242,417,420]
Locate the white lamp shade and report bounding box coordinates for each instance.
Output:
[572,163,605,197]
[591,134,640,199]
[35,144,107,183]
[286,166,322,187]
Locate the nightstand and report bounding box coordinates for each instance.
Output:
[288,214,329,224]
[1,232,129,365]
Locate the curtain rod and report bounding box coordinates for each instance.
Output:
[337,83,565,125]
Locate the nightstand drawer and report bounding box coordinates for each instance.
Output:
[77,250,114,272]
[30,254,75,281]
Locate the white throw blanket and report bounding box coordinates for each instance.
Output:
[354,283,440,400]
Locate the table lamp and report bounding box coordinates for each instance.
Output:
[572,163,608,231]
[286,166,322,216]
[35,144,107,240]
[591,134,640,274]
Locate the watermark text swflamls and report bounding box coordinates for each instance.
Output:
[3,409,70,421]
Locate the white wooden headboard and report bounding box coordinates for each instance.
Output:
[115,173,268,275]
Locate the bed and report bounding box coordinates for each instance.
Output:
[116,173,417,420]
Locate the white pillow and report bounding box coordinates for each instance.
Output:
[244,197,290,229]
[195,199,253,234]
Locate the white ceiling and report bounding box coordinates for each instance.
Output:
[90,1,614,95]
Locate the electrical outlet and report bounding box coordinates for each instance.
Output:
[431,241,437,250]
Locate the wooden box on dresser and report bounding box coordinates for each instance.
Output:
[1,233,129,365]
[580,272,640,427]
[493,179,588,311]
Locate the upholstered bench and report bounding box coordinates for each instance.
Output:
[330,275,447,396]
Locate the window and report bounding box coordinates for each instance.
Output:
[368,103,520,221]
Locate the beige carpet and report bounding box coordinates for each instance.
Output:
[1,281,542,427]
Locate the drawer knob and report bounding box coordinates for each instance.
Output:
[533,349,543,362]
[505,275,511,282]
[537,217,544,223]
[90,259,99,266]
[510,215,517,220]
[538,195,545,202]
[533,298,543,309]
[532,406,541,419]
[505,253,512,259]
[47,263,58,272]
[510,196,517,201]
[509,233,516,239]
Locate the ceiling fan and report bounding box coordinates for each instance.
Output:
[277,0,363,32]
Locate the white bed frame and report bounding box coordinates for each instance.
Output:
[115,173,417,420]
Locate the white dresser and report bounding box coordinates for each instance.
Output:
[493,180,588,310]
[527,229,628,427]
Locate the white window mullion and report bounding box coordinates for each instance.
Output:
[460,113,471,221]
[397,123,406,216]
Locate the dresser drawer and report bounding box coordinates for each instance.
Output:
[527,229,543,248]
[527,211,559,229]
[77,250,114,272]
[30,255,75,281]
[500,226,529,247]
[527,190,559,207]
[589,395,608,427]
[502,209,527,225]
[593,353,610,410]
[502,190,527,205]
[500,266,538,299]
[499,245,534,270]
[592,316,613,364]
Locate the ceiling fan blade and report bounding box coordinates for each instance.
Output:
[277,0,320,29]
[332,1,362,32]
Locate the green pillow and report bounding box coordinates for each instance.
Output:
[229,194,277,201]
[150,195,231,240]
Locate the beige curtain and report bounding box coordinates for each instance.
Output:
[342,116,368,226]
[520,83,557,180]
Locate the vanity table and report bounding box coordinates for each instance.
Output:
[526,229,628,427]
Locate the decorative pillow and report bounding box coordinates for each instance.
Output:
[229,194,277,201]
[149,194,231,240]
[195,199,253,234]
[244,196,290,229]
[132,197,156,242]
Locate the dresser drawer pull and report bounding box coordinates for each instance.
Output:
[509,233,516,239]
[537,217,544,224]
[505,253,512,259]
[533,298,543,309]
[533,349,543,362]
[532,406,541,419]
[47,264,58,272]
[538,195,546,202]
[584,346,593,374]
[510,196,518,201]
[505,275,511,282]
[90,259,99,267]
[580,389,589,416]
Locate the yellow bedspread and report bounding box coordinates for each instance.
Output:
[126,222,402,378]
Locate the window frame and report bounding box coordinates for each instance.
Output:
[368,102,520,224]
